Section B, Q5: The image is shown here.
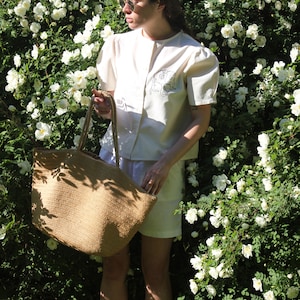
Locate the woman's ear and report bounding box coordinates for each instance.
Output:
[156,0,165,11]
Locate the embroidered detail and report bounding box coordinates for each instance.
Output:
[149,69,176,96]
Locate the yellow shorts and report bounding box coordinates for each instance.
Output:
[100,149,185,238]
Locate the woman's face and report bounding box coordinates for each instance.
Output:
[122,0,161,30]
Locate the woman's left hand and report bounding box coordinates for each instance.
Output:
[141,160,171,196]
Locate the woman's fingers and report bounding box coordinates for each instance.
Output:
[92,89,112,117]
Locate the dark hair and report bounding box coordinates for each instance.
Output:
[150,0,192,35]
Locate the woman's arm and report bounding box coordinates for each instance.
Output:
[142,104,211,195]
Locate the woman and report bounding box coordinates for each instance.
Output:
[92,0,219,299]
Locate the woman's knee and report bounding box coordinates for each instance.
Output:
[142,260,170,286]
[102,248,130,281]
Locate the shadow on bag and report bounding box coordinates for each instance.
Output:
[31,92,156,257]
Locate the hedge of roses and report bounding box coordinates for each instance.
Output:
[0,0,299,299]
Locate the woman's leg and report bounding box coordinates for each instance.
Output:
[100,245,130,300]
[141,235,173,300]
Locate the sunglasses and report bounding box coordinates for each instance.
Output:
[120,0,137,11]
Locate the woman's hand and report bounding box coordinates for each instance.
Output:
[92,89,112,119]
[141,160,171,196]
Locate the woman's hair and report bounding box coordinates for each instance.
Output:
[150,0,192,35]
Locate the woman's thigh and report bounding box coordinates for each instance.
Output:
[141,235,173,276]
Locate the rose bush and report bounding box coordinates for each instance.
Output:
[1,0,129,298]
[0,0,299,299]
[181,0,300,299]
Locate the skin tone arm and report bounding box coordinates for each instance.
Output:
[141,104,212,195]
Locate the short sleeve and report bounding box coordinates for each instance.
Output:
[95,35,117,91]
[185,47,219,106]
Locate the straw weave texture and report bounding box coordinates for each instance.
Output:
[32,149,156,257]
[31,93,156,257]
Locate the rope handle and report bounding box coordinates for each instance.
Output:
[78,91,120,168]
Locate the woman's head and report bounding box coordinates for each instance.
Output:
[121,0,192,37]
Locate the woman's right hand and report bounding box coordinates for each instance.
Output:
[92,89,112,119]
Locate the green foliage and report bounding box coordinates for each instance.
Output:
[1,0,300,299]
[181,0,300,298]
[0,0,127,299]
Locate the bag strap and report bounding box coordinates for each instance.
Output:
[78,91,120,168]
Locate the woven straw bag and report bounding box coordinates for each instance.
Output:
[31,92,157,257]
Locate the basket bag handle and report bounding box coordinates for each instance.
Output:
[78,91,120,167]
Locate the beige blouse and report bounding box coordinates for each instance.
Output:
[96,28,219,161]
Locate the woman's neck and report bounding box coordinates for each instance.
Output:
[141,20,177,41]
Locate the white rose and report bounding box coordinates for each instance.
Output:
[51,7,67,20]
[5,69,23,92]
[212,174,230,191]
[262,177,272,192]
[291,94,300,117]
[0,225,7,240]
[26,101,36,112]
[195,271,205,280]
[85,66,97,79]
[246,24,259,40]
[206,284,217,297]
[236,179,246,192]
[242,244,253,259]
[31,108,40,119]
[73,31,90,44]
[40,31,48,40]
[13,54,21,68]
[253,63,263,75]
[20,18,29,28]
[252,277,263,292]
[209,267,219,279]
[228,38,238,48]
[50,83,60,93]
[81,43,94,59]
[35,122,52,141]
[261,198,268,211]
[258,133,270,149]
[189,279,198,295]
[31,44,39,59]
[228,188,238,199]
[30,22,41,33]
[263,290,275,300]
[190,255,203,271]
[271,61,285,76]
[14,4,27,17]
[33,2,47,21]
[290,45,299,62]
[212,248,222,260]
[101,25,114,41]
[23,0,31,10]
[67,70,88,90]
[255,215,268,227]
[221,24,235,39]
[198,209,205,218]
[206,236,215,247]
[232,21,244,34]
[185,208,198,224]
[61,50,73,65]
